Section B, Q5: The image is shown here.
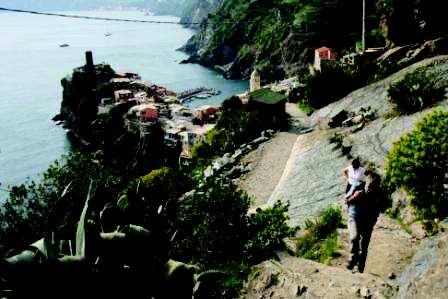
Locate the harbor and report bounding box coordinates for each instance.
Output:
[177,87,221,103]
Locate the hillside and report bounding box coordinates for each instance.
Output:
[238,55,448,298]
[180,0,223,28]
[181,0,448,81]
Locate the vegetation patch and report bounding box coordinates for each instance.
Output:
[1,90,294,297]
[191,96,286,167]
[329,132,352,158]
[297,61,362,109]
[388,68,446,114]
[385,110,448,220]
[171,181,296,297]
[296,206,343,263]
[297,100,314,114]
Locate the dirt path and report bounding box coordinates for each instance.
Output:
[237,103,311,207]
[330,214,417,280]
[238,132,299,206]
[245,252,395,298]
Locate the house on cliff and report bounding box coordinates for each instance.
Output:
[130,104,159,123]
[194,105,219,124]
[114,89,133,103]
[247,88,287,127]
[314,47,337,71]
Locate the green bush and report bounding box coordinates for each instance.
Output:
[190,96,273,167]
[245,202,297,262]
[388,68,446,114]
[171,180,294,297]
[299,61,361,109]
[296,206,343,263]
[118,167,192,226]
[385,110,448,219]
[172,179,251,267]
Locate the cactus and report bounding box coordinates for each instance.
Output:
[76,181,93,257]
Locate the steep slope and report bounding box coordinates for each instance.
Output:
[182,0,368,81]
[241,55,448,298]
[268,55,448,226]
[396,226,448,299]
[182,0,448,81]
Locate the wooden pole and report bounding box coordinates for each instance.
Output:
[362,0,366,52]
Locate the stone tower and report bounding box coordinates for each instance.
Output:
[250,68,261,92]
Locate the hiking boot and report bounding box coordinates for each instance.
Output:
[346,261,356,271]
[358,264,365,273]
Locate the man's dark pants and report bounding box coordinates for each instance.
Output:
[348,206,378,272]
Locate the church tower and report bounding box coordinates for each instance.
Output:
[250,68,261,92]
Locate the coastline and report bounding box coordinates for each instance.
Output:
[0,10,247,189]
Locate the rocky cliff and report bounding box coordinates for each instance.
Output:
[181,0,448,81]
[179,0,223,28]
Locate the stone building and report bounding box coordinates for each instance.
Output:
[250,68,261,92]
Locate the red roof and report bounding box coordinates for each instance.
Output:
[316,47,332,53]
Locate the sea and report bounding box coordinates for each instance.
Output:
[0,10,248,196]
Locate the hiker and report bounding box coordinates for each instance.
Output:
[343,158,366,198]
[344,170,382,273]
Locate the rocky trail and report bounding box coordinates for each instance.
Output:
[237,103,311,207]
[239,56,448,298]
[330,214,417,280]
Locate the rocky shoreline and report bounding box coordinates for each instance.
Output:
[54,52,222,161]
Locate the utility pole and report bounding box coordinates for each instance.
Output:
[362,0,366,53]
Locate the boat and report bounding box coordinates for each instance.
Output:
[59,44,70,48]
[194,94,211,99]
[105,33,112,37]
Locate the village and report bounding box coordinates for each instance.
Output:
[92,59,302,163]
[89,44,382,164]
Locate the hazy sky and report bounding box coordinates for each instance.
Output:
[0,0,148,11]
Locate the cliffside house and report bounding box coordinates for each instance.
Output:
[110,78,132,90]
[250,68,261,92]
[314,47,337,71]
[134,91,148,103]
[130,104,159,123]
[114,89,133,103]
[179,131,198,159]
[179,124,215,160]
[248,88,287,127]
[164,128,182,147]
[195,105,219,124]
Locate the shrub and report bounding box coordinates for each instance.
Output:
[388,68,446,114]
[385,110,448,219]
[190,96,275,167]
[245,202,297,263]
[299,61,360,109]
[305,206,343,239]
[171,180,294,297]
[296,206,343,263]
[172,179,251,267]
[119,167,192,226]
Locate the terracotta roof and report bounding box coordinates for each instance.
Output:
[316,46,332,52]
